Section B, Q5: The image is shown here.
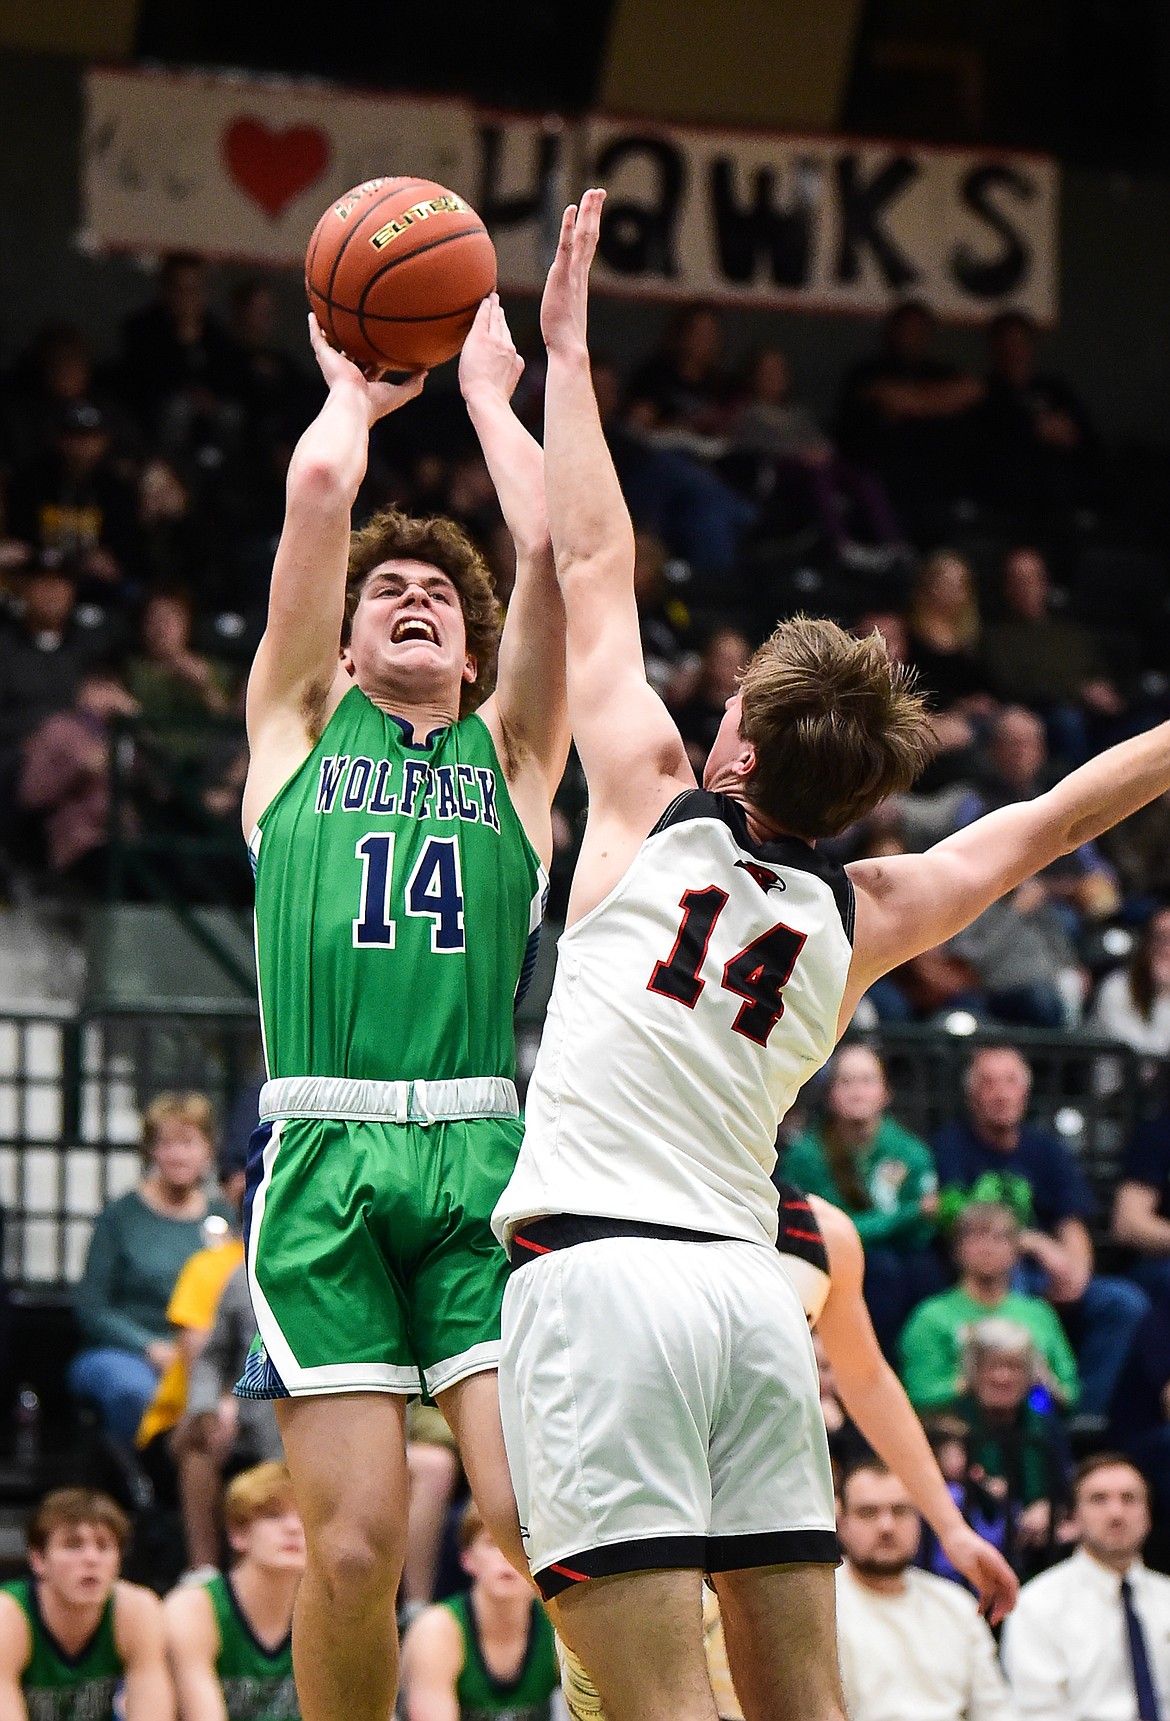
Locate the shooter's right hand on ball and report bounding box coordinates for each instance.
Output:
[307,313,426,426]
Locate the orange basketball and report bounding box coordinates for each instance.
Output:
[304,177,497,372]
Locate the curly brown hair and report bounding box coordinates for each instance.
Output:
[343,507,502,716]
[740,616,934,838]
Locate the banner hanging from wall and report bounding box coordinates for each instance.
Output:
[82,65,1059,323]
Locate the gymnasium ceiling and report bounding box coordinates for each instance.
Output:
[1,0,1166,169]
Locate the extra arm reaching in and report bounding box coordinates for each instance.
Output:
[813,1200,1019,1625]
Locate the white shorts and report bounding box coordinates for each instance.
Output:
[498,1222,837,1600]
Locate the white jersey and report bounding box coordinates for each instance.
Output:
[494,790,854,1248]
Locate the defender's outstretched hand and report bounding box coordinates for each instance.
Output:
[540,189,605,356]
[459,293,525,407]
[307,313,426,425]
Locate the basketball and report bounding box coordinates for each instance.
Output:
[304,177,498,373]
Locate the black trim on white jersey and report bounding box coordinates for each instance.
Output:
[508,1212,732,1268]
[650,790,855,942]
[533,1526,839,1600]
[773,1177,831,1280]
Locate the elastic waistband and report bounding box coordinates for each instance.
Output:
[508,1213,731,1269]
[258,1075,519,1127]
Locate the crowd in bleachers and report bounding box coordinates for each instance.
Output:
[2,254,1169,1044]
[9,1050,1169,1718]
[3,252,1170,1713]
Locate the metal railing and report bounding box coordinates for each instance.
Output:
[0,1007,1162,1290]
[854,1024,1168,1220]
[0,1010,261,1287]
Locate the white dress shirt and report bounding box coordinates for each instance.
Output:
[1001,1547,1170,1720]
[835,1563,1019,1721]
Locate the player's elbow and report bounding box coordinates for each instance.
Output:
[555,541,636,600]
[286,450,355,512]
[1034,782,1098,859]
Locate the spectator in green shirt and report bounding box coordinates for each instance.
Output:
[951,1317,1073,1576]
[783,1042,945,1356]
[900,1200,1080,1413]
[68,1092,230,1446]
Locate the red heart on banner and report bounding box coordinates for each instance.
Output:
[223,117,330,219]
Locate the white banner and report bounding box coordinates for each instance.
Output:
[82,67,1059,323]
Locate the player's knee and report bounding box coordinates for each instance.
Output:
[307,1517,404,1603]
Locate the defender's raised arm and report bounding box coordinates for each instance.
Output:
[539,192,691,834]
[461,294,570,863]
[845,715,1170,1016]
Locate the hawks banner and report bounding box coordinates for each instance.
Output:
[82,65,1059,323]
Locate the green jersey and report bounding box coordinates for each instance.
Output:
[1,1579,122,1721]
[250,688,545,1083]
[440,1592,559,1721]
[204,1573,297,1721]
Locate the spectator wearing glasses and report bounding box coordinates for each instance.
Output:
[899,1201,1079,1416]
[932,1046,1148,1424]
[949,1318,1073,1578]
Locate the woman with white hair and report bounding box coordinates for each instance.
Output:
[952,1316,1073,1575]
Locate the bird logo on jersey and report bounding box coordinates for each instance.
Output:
[735,860,785,894]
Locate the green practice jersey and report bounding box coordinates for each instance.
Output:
[440,1592,559,1721]
[204,1573,297,1721]
[1,1579,122,1721]
[250,688,545,1083]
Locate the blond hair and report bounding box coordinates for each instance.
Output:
[224,1463,297,1533]
[739,616,933,838]
[343,507,502,717]
[142,1092,215,1162]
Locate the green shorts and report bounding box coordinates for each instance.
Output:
[238,1111,521,1399]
